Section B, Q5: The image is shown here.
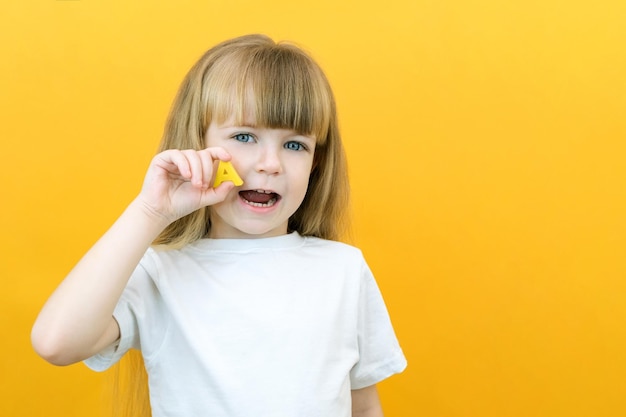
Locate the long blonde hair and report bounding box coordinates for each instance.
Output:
[113,34,350,416]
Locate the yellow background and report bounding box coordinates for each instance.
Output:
[1,1,625,416]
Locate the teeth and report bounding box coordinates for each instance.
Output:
[244,197,278,208]
[254,189,273,194]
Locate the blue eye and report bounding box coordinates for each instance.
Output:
[285,141,306,151]
[233,133,254,143]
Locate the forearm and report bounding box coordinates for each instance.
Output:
[352,385,384,417]
[353,406,384,417]
[31,198,169,365]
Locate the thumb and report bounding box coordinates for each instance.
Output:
[200,181,236,207]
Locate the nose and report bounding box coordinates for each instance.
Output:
[255,146,283,175]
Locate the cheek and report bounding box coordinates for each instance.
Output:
[230,151,256,176]
[293,166,314,195]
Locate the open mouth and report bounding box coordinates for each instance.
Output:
[239,189,280,208]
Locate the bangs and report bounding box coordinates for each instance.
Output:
[202,43,332,144]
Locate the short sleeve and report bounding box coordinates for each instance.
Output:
[350,262,407,389]
[83,258,159,372]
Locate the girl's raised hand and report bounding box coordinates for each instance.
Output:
[137,147,236,224]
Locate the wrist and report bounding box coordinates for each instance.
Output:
[127,197,173,233]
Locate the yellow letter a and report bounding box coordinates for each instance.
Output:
[213,160,244,187]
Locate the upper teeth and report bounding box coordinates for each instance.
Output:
[255,190,273,194]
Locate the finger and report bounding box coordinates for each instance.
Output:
[197,149,216,190]
[181,150,205,188]
[161,150,191,179]
[201,146,232,163]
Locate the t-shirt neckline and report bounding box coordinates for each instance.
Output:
[189,232,305,253]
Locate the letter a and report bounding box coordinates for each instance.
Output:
[213,160,244,187]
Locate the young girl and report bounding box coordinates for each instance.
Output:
[32,34,406,417]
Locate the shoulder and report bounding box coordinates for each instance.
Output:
[300,236,368,268]
[302,235,362,253]
[137,245,197,279]
[302,235,358,250]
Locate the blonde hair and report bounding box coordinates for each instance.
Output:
[113,34,351,417]
[153,34,350,247]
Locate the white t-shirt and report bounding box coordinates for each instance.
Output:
[85,232,406,417]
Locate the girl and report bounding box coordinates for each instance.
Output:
[32,34,406,417]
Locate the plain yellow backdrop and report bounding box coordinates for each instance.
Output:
[2,1,625,416]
